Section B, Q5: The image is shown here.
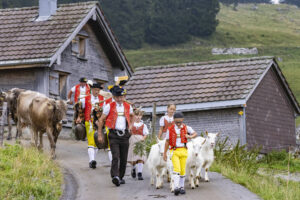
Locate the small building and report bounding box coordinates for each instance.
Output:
[0,1,133,127]
[126,57,300,153]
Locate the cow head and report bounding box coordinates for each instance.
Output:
[52,100,67,142]
[0,90,8,102]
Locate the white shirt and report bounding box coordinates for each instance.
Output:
[103,97,115,108]
[71,85,87,100]
[133,121,149,136]
[159,114,174,132]
[166,124,194,148]
[103,102,133,131]
[81,95,100,110]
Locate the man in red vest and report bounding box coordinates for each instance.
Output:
[163,112,197,196]
[67,77,90,105]
[97,85,133,187]
[82,83,104,169]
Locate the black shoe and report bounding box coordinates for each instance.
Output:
[137,173,143,180]
[112,176,120,187]
[174,188,180,196]
[89,160,97,169]
[131,168,136,178]
[180,187,186,194]
[120,179,125,184]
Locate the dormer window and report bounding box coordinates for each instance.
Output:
[72,33,88,59]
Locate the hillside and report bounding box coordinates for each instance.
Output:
[124,3,300,125]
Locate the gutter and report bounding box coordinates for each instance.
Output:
[142,99,247,114]
[0,58,51,67]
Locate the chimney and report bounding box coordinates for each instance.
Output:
[36,0,57,21]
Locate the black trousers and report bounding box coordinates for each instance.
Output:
[108,129,130,179]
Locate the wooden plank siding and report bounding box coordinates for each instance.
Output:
[246,66,296,153]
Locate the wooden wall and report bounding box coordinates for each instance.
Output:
[0,67,49,95]
[246,66,296,153]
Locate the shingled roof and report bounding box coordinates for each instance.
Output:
[126,56,300,113]
[0,1,132,75]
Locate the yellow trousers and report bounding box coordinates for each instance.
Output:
[85,121,96,148]
[171,148,188,176]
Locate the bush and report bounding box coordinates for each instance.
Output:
[214,137,261,174]
[134,134,157,157]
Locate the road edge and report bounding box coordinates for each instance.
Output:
[60,168,78,200]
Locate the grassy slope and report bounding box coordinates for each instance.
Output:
[0,144,62,200]
[124,3,300,125]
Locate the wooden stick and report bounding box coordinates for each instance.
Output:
[151,102,157,138]
[0,102,7,147]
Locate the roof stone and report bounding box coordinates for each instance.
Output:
[0,1,97,61]
[126,57,274,107]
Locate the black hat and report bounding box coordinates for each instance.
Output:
[119,80,128,87]
[111,85,126,96]
[91,83,103,89]
[79,77,87,83]
[174,112,184,119]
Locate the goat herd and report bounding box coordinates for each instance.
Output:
[147,132,219,191]
[0,88,67,158]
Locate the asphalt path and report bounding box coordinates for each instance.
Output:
[17,138,261,200]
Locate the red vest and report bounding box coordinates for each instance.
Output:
[168,124,187,149]
[162,118,174,133]
[74,84,90,103]
[105,101,131,129]
[105,98,113,105]
[132,124,144,136]
[84,94,104,121]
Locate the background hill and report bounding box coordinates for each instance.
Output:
[124,3,300,125]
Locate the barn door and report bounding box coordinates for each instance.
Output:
[49,72,59,97]
[59,74,68,100]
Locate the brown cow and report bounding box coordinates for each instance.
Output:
[17,90,46,144]
[29,96,67,158]
[3,88,26,140]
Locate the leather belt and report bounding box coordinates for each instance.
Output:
[109,129,127,137]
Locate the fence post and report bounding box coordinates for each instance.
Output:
[0,102,7,147]
[151,103,157,138]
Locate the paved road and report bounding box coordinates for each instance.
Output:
[19,138,262,200]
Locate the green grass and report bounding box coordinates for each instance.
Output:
[211,162,300,200]
[258,150,300,173]
[124,3,300,124]
[212,138,300,200]
[0,144,63,200]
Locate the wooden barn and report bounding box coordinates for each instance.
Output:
[126,57,300,153]
[0,1,133,128]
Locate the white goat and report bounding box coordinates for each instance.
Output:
[198,132,219,182]
[186,132,219,188]
[186,137,204,189]
[147,139,168,189]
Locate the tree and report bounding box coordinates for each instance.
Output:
[186,0,220,37]
[145,0,190,46]
[283,0,300,7]
[239,0,270,3]
[99,0,149,49]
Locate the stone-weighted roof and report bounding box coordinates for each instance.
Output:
[0,2,97,61]
[126,57,299,112]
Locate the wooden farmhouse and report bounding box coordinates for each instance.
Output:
[126,57,300,153]
[0,1,133,128]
